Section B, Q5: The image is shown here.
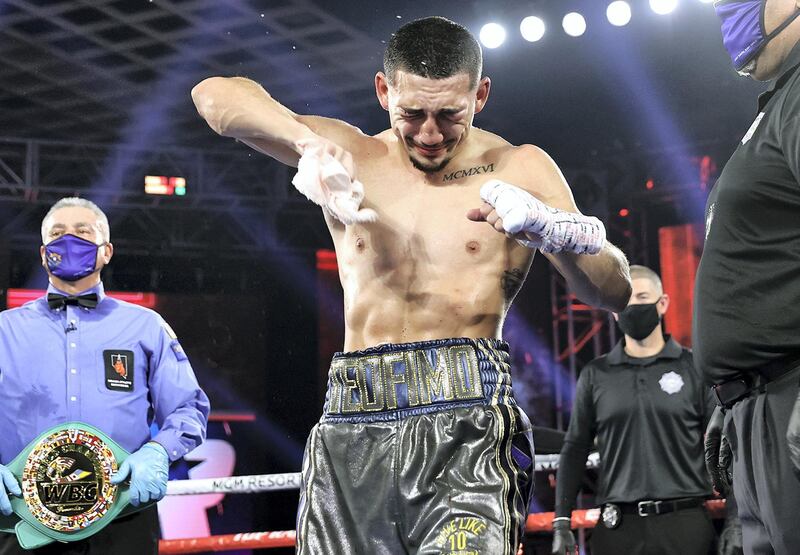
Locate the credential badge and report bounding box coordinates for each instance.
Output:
[659,371,684,395]
[602,504,621,529]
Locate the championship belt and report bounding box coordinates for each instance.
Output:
[0,422,145,549]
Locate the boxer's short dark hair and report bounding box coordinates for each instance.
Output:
[384,16,482,88]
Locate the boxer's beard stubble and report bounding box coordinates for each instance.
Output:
[409,155,450,173]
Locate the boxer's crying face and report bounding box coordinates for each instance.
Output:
[379,70,488,173]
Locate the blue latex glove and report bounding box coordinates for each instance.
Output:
[0,464,21,516]
[111,442,169,506]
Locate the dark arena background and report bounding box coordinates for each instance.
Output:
[0,0,766,554]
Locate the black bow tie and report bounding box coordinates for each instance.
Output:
[47,293,99,310]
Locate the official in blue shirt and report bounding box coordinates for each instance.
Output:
[0,197,210,555]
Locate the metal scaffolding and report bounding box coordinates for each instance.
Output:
[0,136,330,258]
[0,0,382,145]
[549,268,618,432]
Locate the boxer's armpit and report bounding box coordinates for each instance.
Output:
[501,268,525,300]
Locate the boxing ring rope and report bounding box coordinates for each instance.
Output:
[164,454,598,496]
[156,451,727,552]
[157,453,725,552]
[159,502,728,553]
[160,532,296,554]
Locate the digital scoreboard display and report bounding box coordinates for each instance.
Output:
[145,175,186,196]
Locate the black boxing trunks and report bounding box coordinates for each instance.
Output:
[296,337,534,555]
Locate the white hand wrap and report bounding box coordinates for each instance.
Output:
[291,142,377,225]
[480,179,605,255]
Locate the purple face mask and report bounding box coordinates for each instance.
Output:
[44,234,102,282]
[715,0,800,73]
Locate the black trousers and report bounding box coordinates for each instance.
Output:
[724,366,800,554]
[589,506,715,555]
[0,504,159,555]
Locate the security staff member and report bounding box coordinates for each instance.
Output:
[0,197,210,555]
[699,1,800,553]
[552,266,719,555]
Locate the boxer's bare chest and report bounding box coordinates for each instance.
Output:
[337,154,509,272]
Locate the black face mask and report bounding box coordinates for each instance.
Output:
[617,301,661,340]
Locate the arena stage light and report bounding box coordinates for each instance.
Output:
[607,1,633,26]
[520,16,546,42]
[650,0,679,15]
[562,12,587,37]
[479,22,507,49]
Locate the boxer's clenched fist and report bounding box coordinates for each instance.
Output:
[467,179,605,255]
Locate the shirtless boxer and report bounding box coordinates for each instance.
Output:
[192,16,630,555]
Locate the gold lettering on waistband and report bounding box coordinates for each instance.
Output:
[448,345,482,400]
[328,343,485,414]
[357,355,385,412]
[328,358,346,413]
[417,348,455,404]
[383,351,419,410]
[335,358,362,413]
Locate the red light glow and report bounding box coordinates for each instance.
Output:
[6,289,158,309]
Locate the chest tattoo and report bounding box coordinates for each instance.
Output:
[442,163,495,182]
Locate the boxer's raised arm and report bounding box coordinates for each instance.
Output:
[191,77,365,167]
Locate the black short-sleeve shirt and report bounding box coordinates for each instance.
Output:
[694,42,800,384]
[562,337,715,504]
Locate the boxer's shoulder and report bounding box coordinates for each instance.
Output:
[499,143,575,206]
[468,135,552,174]
[467,127,511,155]
[296,114,380,155]
[504,143,555,168]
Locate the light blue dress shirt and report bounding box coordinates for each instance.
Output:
[0,282,210,463]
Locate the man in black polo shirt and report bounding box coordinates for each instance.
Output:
[552,265,719,555]
[699,1,800,553]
